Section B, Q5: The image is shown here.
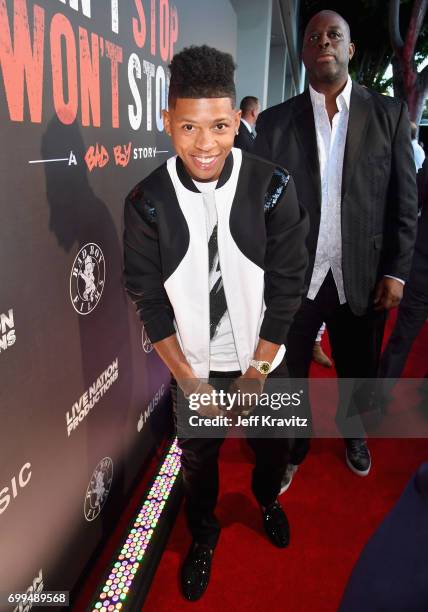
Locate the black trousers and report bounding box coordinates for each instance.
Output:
[172,369,289,548]
[286,271,386,465]
[380,283,428,380]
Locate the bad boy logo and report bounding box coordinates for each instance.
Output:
[84,457,113,522]
[142,327,153,353]
[70,243,105,315]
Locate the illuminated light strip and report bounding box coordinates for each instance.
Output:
[91,438,182,611]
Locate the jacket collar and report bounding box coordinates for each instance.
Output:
[309,75,352,112]
[342,82,372,198]
[291,90,321,208]
[176,152,234,193]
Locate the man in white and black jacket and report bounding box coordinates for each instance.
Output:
[124,45,308,601]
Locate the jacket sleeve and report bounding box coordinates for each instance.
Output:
[417,156,428,211]
[260,169,309,344]
[382,102,418,281]
[123,187,175,342]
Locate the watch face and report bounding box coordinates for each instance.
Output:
[260,362,270,374]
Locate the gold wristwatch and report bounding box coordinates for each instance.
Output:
[249,359,272,375]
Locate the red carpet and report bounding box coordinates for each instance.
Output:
[143,312,428,611]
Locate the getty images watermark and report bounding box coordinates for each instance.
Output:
[176,377,428,439]
[188,388,307,427]
[176,380,310,438]
[187,388,302,411]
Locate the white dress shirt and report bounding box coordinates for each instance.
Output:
[241,118,254,136]
[412,139,425,172]
[307,75,352,304]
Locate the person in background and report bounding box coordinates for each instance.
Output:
[411,122,425,171]
[255,10,418,487]
[380,156,428,385]
[124,45,308,601]
[313,322,333,368]
[340,462,428,611]
[234,95,260,152]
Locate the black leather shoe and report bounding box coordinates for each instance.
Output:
[345,438,371,476]
[262,501,290,548]
[181,541,213,601]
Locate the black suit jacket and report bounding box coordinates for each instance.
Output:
[417,155,428,209]
[255,82,418,315]
[409,158,428,292]
[234,121,255,152]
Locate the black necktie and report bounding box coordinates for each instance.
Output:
[208,223,227,339]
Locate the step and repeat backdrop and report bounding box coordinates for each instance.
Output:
[0,0,236,604]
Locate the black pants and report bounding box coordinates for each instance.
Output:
[286,271,386,465]
[172,370,289,548]
[380,283,428,380]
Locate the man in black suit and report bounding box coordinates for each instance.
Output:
[234,96,260,152]
[380,157,428,381]
[255,10,418,481]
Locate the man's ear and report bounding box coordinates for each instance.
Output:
[163,109,171,135]
[235,109,242,131]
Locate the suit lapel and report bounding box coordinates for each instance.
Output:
[342,82,372,198]
[291,91,321,208]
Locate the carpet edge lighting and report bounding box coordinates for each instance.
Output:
[89,438,182,611]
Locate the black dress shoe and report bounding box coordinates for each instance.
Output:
[181,541,213,601]
[262,500,290,548]
[345,438,371,476]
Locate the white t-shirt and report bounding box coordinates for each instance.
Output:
[193,179,240,371]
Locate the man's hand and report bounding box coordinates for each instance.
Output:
[178,379,225,419]
[228,368,266,415]
[374,277,404,311]
[194,382,226,419]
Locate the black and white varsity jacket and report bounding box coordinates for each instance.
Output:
[124,147,308,378]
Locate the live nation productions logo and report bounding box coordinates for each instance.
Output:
[66,358,119,437]
[84,457,113,522]
[69,243,105,315]
[0,308,16,355]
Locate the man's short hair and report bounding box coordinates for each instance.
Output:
[304,10,351,42]
[240,96,259,114]
[168,45,236,107]
[410,122,418,140]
